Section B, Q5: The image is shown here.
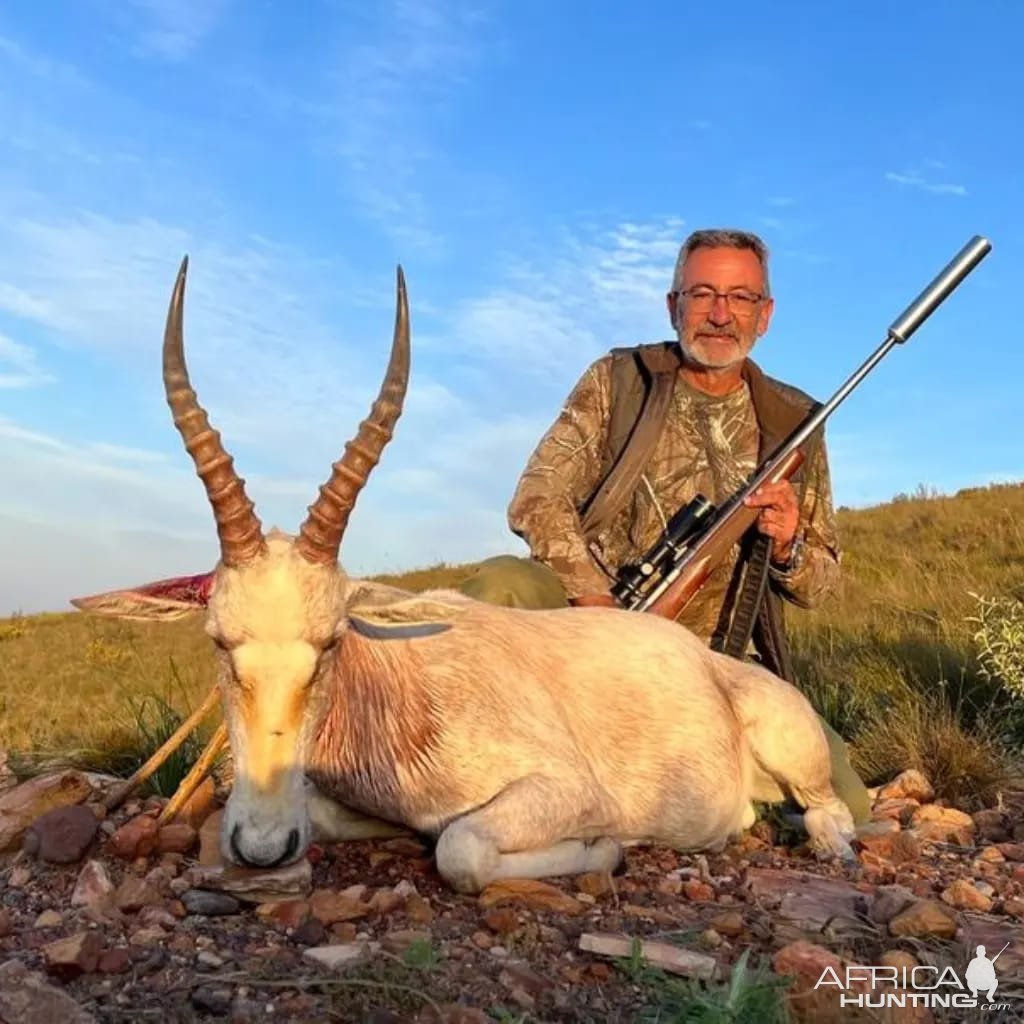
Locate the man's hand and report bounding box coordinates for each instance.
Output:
[742,480,800,563]
[570,593,619,609]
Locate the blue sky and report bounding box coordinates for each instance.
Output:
[0,0,1020,614]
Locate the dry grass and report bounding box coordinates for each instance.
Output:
[3,482,1023,801]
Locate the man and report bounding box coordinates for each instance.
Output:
[460,228,869,824]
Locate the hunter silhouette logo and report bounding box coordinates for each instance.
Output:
[814,939,1015,1012]
[965,943,1008,1002]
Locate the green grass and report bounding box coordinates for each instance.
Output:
[2,481,1024,803]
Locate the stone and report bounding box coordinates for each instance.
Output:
[303,942,371,970]
[107,814,160,859]
[579,933,717,980]
[0,960,98,1023]
[181,889,242,916]
[182,857,312,902]
[869,885,916,925]
[0,770,94,852]
[42,930,105,979]
[876,769,934,804]
[70,860,116,910]
[478,878,584,915]
[23,804,100,863]
[309,888,372,924]
[888,900,958,939]
[941,879,993,912]
[156,823,197,854]
[114,876,163,912]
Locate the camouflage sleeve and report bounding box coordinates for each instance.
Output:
[768,432,842,609]
[506,355,615,599]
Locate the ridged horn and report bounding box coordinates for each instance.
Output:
[295,265,410,566]
[163,256,266,567]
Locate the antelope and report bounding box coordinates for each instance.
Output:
[73,259,856,894]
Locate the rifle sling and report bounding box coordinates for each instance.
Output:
[714,531,773,661]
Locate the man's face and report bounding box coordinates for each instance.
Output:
[667,246,774,370]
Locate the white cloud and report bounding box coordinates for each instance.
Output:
[0,333,54,388]
[324,0,491,251]
[102,0,232,60]
[885,169,966,197]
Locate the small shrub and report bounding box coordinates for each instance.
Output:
[852,691,1011,806]
[968,592,1024,699]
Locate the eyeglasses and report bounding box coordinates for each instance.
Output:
[676,286,765,316]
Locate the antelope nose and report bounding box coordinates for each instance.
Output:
[229,824,300,868]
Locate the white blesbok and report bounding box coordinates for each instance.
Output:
[73,259,855,894]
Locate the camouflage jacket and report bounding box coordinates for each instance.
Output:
[507,346,841,644]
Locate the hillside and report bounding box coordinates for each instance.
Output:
[2,480,1023,800]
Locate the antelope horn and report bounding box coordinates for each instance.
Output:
[164,256,266,566]
[296,265,410,566]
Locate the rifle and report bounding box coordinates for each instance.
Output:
[612,235,992,620]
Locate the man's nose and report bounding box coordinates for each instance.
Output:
[707,295,734,325]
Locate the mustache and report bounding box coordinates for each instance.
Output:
[693,326,740,341]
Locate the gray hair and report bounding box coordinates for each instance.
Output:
[671,229,771,297]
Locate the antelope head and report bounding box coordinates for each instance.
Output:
[77,259,410,868]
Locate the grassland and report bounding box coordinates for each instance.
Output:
[2,480,1023,803]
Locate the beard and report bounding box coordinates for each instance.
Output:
[678,325,753,370]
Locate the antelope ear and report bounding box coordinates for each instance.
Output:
[347,590,466,641]
[71,572,215,621]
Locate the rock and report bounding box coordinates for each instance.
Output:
[869,885,916,925]
[579,932,717,980]
[857,831,921,865]
[0,770,94,852]
[34,909,63,928]
[303,942,371,970]
[292,917,327,946]
[197,808,224,865]
[97,948,131,974]
[973,808,1010,842]
[156,823,197,854]
[479,879,584,916]
[997,842,1024,862]
[42,930,105,979]
[683,879,714,901]
[22,804,100,863]
[908,805,976,846]
[0,960,98,1023]
[181,889,242,916]
[71,860,116,910]
[871,798,920,825]
[107,814,160,859]
[483,907,520,935]
[114,876,163,912]
[876,769,934,804]
[174,775,218,829]
[575,871,614,897]
[381,929,431,955]
[309,887,372,924]
[0,909,11,938]
[709,910,745,937]
[941,879,993,912]
[406,894,434,925]
[888,900,958,939]
[256,899,312,930]
[745,868,872,937]
[183,856,312,903]
[191,985,234,1016]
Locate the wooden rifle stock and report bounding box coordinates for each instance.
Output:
[644,448,805,620]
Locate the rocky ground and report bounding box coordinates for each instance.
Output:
[2,766,1024,1023]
